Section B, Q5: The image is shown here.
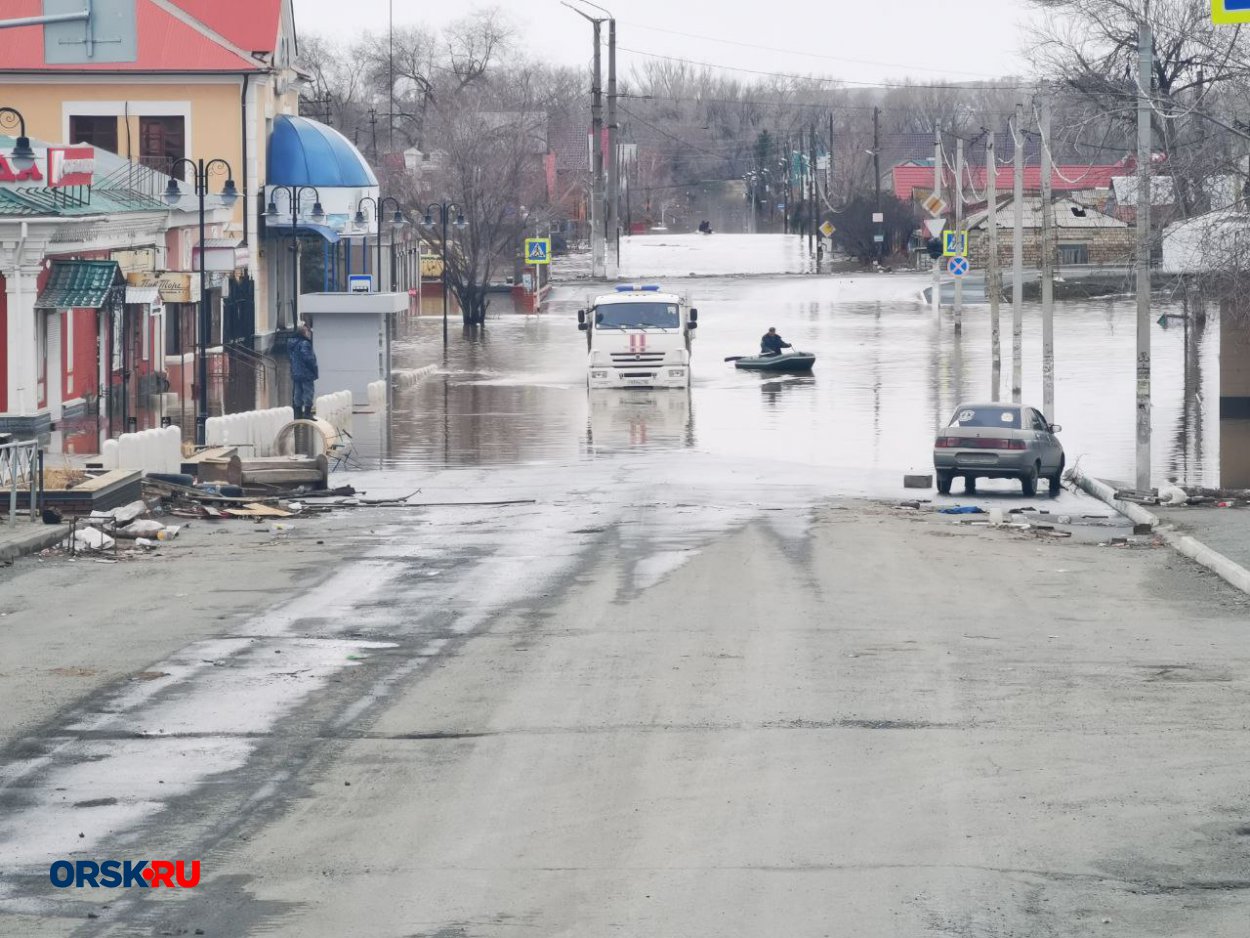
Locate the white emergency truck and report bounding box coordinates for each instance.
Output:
[577,284,698,389]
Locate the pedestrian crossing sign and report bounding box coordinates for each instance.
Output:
[942,230,967,257]
[1213,0,1250,25]
[525,237,551,265]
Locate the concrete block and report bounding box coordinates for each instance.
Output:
[904,473,933,489]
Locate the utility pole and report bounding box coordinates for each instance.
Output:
[954,134,964,333]
[1136,21,1152,491]
[606,15,618,279]
[809,123,818,258]
[828,111,835,216]
[1040,94,1055,422]
[781,137,789,234]
[873,106,882,261]
[986,131,1002,401]
[590,19,605,278]
[932,122,941,314]
[564,2,606,277]
[1011,102,1024,403]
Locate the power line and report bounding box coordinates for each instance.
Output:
[618,20,1008,80]
[617,46,1039,91]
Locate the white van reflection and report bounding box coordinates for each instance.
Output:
[585,389,694,451]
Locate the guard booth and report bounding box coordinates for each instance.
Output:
[298,292,408,404]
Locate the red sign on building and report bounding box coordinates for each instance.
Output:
[47,146,95,188]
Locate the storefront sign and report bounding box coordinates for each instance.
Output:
[113,248,157,275]
[47,146,95,188]
[126,271,201,303]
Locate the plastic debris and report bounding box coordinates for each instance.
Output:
[72,527,115,551]
[939,505,985,515]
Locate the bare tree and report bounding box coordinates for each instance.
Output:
[1028,0,1250,216]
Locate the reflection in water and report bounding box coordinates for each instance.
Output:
[759,377,815,406]
[586,389,694,452]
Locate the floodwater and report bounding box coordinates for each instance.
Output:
[366,234,1218,489]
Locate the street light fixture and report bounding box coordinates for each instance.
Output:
[163,157,239,446]
[418,202,467,348]
[354,196,408,291]
[0,106,36,172]
[265,185,324,331]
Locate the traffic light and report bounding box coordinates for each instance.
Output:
[926,237,943,259]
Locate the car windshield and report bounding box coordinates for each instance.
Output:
[949,406,1020,428]
[596,302,680,329]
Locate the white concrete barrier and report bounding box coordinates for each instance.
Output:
[314,390,353,432]
[105,426,182,473]
[393,364,439,389]
[366,380,387,407]
[205,407,294,457]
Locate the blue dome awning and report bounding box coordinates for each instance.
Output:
[266,115,378,188]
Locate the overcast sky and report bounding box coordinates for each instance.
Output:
[292,0,1041,86]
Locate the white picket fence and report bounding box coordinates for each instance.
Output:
[101,426,183,473]
[205,407,293,457]
[314,390,353,431]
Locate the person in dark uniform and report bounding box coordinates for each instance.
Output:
[760,327,791,356]
[290,322,319,419]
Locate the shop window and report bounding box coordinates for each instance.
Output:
[139,116,186,178]
[69,115,118,153]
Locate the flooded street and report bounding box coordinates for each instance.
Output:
[3,234,1248,938]
[376,234,1218,489]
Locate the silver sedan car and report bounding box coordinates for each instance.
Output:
[933,403,1065,496]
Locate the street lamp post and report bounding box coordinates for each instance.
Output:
[0,107,37,171]
[354,196,408,291]
[419,202,466,348]
[265,185,325,332]
[163,158,239,446]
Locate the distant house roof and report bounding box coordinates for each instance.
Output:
[1110,176,1176,207]
[892,162,1123,200]
[266,115,378,188]
[966,197,1128,231]
[0,0,284,72]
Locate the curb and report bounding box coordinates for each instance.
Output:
[0,523,69,565]
[1069,467,1250,596]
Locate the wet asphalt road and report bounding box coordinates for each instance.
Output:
[1,235,1246,937]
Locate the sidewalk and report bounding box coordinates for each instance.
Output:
[0,515,69,564]
[1069,468,1250,596]
[1153,504,1250,572]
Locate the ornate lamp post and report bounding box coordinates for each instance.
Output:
[163,159,239,445]
[354,196,408,291]
[419,203,466,347]
[0,107,36,171]
[265,186,325,330]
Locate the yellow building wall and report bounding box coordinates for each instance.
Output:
[0,75,305,339]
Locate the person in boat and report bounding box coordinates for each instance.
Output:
[760,327,791,357]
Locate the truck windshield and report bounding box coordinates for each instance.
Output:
[596,302,680,329]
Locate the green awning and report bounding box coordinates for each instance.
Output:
[35,260,122,309]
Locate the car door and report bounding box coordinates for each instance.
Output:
[1029,409,1058,471]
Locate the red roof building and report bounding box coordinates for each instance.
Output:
[0,0,287,72]
[892,160,1128,201]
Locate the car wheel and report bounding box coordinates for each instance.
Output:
[1021,462,1039,497]
[936,471,952,495]
[964,475,976,493]
[1049,457,1065,497]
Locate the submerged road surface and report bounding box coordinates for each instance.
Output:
[1,238,1246,936]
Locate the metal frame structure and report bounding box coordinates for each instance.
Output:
[1,438,42,524]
